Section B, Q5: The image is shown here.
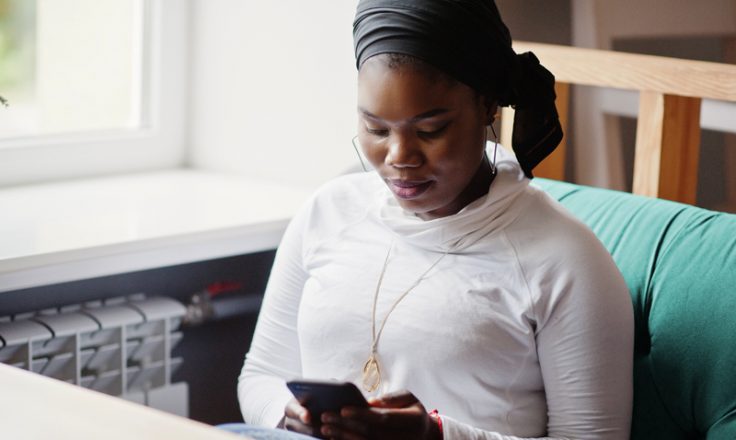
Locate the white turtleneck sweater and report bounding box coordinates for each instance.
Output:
[238,148,633,439]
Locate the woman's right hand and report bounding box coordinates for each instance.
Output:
[283,397,316,436]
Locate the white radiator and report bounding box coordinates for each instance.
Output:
[0,294,188,417]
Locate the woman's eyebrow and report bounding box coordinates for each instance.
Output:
[358,107,451,122]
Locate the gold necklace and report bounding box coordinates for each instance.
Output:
[362,242,449,392]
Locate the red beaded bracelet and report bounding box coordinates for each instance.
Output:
[429,409,444,439]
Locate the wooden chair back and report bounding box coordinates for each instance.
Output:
[500,42,736,204]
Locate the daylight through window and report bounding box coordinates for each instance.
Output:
[0,0,145,140]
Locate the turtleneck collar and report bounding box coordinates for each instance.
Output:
[374,144,529,253]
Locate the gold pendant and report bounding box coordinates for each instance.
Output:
[362,354,381,392]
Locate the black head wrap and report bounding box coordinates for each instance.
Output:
[353,0,563,178]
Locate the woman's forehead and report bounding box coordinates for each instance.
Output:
[357,59,476,119]
[359,54,453,85]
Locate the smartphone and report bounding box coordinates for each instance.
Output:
[286,379,368,420]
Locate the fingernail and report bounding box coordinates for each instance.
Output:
[321,413,337,423]
[341,408,356,417]
[321,426,332,436]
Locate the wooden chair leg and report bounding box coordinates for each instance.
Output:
[633,92,702,204]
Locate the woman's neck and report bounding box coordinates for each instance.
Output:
[417,156,495,221]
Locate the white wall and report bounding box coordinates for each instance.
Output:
[188,0,360,189]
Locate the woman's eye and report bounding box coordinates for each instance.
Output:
[366,126,389,137]
[417,123,449,137]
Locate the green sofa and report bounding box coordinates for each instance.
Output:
[536,179,736,439]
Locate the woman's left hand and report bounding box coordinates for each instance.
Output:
[318,390,442,440]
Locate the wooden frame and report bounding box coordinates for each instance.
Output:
[501,41,736,204]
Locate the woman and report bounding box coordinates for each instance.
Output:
[238,1,633,439]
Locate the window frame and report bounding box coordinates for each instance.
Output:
[0,0,189,186]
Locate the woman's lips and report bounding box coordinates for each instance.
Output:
[387,179,433,199]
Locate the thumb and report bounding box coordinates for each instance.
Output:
[369,390,419,408]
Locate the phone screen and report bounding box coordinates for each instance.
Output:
[286,380,369,439]
[287,380,368,415]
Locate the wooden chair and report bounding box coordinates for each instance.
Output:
[500,42,736,205]
[570,0,736,197]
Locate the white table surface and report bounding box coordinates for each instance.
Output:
[0,169,314,293]
[0,362,246,440]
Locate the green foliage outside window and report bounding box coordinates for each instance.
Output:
[0,0,37,107]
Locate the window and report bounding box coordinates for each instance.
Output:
[1,0,144,137]
[0,0,188,186]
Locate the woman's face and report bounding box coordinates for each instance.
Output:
[357,57,495,220]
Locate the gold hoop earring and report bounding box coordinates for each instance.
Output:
[489,125,499,177]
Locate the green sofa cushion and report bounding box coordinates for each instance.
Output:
[534,178,736,440]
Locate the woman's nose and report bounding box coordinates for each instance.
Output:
[386,134,422,168]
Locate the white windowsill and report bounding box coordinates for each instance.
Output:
[0,169,314,294]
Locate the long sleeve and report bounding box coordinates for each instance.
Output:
[531,237,634,439]
[237,175,379,427]
[436,237,633,440]
[433,216,634,440]
[237,204,310,427]
[439,282,632,439]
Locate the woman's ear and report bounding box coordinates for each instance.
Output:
[484,97,499,125]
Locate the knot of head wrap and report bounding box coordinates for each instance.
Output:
[353,0,563,178]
